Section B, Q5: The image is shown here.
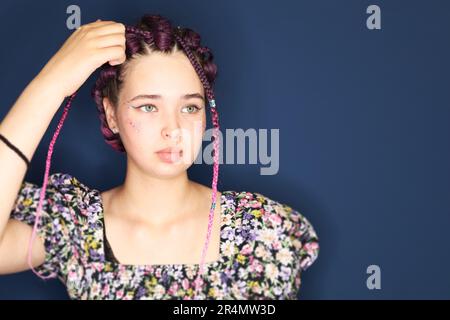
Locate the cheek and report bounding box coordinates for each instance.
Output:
[187,119,205,143]
[122,117,154,147]
[186,121,205,154]
[126,118,141,133]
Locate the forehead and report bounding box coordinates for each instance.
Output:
[121,51,204,98]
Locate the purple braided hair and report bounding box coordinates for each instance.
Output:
[27,14,221,299]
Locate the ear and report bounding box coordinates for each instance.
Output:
[103,97,119,133]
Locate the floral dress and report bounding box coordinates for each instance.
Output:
[9,173,319,300]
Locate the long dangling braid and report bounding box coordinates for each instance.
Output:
[27,91,77,279]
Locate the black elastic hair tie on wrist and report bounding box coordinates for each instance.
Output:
[0,133,30,170]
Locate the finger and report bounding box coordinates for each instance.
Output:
[76,20,115,33]
[109,54,127,66]
[95,33,126,49]
[101,46,126,65]
[108,58,125,66]
[79,20,116,33]
[110,53,127,65]
[90,19,115,25]
[90,22,125,36]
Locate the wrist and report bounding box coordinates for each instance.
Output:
[32,71,67,103]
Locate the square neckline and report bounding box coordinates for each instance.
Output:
[94,189,234,271]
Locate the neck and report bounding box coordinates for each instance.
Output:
[113,162,197,227]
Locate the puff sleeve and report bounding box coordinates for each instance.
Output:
[289,208,319,271]
[9,173,73,279]
[258,193,320,272]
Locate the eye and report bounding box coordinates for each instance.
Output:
[181,105,202,114]
[135,104,157,113]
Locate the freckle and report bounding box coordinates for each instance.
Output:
[128,119,141,132]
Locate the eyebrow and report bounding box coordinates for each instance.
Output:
[126,93,205,103]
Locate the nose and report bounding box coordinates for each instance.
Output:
[161,119,182,143]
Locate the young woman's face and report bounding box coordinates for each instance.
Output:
[104,51,207,178]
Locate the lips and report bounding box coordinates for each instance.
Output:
[155,147,183,154]
[155,148,183,163]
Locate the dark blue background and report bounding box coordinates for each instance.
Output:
[1,0,449,299]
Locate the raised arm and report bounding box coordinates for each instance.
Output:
[0,19,126,274]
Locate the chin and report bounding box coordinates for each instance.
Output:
[151,161,191,178]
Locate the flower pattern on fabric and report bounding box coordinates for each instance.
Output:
[9,173,319,299]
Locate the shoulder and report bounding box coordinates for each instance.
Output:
[226,190,307,230]
[13,172,76,216]
[223,190,304,223]
[9,172,99,279]
[12,172,101,226]
[16,172,90,200]
[223,190,319,271]
[44,171,99,206]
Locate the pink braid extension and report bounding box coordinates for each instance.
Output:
[27,91,77,279]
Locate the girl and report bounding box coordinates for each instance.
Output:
[0,14,319,299]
